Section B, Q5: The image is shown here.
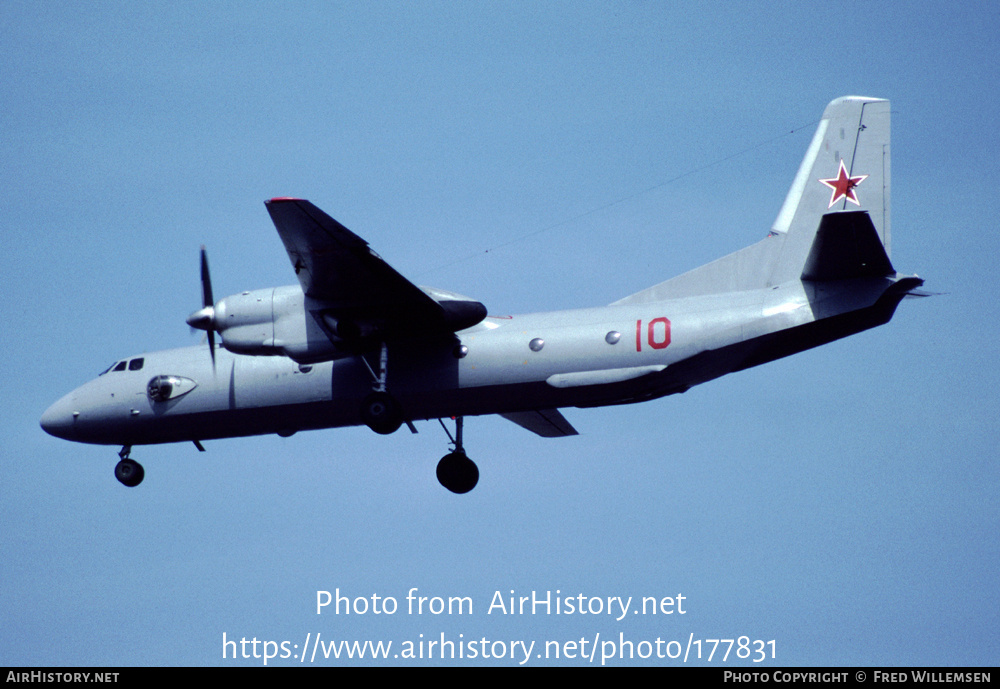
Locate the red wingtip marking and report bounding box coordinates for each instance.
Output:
[267,197,304,203]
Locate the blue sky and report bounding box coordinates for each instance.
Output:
[3,1,997,666]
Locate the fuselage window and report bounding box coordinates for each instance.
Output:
[113,361,128,372]
[128,358,144,371]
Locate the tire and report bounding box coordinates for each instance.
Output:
[360,392,403,435]
[436,451,479,494]
[114,459,145,487]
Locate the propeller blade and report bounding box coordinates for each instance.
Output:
[200,246,214,308]
[196,246,216,372]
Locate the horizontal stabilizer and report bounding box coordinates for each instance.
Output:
[801,211,894,281]
[500,409,578,438]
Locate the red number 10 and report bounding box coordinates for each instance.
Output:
[636,317,671,351]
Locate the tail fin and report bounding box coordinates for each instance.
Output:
[769,96,891,284]
[613,96,891,305]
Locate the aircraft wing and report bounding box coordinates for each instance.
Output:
[500,409,579,438]
[265,198,443,313]
[264,198,486,343]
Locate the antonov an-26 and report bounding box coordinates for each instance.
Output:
[41,96,925,493]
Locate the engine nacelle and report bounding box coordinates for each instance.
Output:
[212,287,278,355]
[206,284,487,365]
[419,286,488,332]
[212,285,341,363]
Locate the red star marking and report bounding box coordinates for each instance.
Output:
[819,160,868,208]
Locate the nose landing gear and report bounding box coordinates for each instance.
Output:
[114,446,144,487]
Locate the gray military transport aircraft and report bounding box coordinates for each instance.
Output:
[41,96,925,493]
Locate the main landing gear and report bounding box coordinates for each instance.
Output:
[360,343,404,435]
[114,446,144,487]
[358,343,478,493]
[436,416,479,494]
[360,392,403,435]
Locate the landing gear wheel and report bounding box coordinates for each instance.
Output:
[436,451,479,494]
[114,458,144,487]
[361,392,403,435]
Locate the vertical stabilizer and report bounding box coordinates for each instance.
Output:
[769,97,890,284]
[613,96,892,306]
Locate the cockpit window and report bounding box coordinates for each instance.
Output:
[102,359,142,374]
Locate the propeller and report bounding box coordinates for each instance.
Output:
[186,246,217,370]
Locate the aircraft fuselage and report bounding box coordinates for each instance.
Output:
[41,272,913,448]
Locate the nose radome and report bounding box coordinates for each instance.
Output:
[40,393,78,440]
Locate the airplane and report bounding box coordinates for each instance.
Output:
[40,96,926,494]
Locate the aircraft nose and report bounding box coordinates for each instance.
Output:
[40,393,79,440]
